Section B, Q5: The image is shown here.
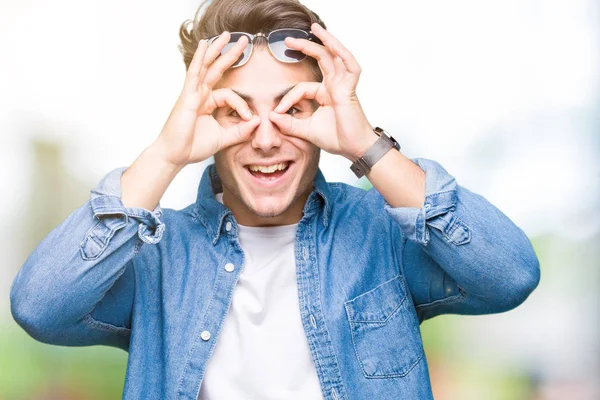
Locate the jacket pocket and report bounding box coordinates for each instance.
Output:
[344,274,425,378]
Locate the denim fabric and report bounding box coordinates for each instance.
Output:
[10,157,541,400]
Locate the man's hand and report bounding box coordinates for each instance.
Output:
[154,32,261,167]
[122,31,261,210]
[268,23,378,161]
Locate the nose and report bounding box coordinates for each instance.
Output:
[250,112,283,152]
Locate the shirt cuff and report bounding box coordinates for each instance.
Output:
[89,167,165,244]
[383,157,471,246]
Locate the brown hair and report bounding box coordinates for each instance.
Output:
[178,0,326,81]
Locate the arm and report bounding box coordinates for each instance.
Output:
[10,35,259,350]
[364,147,541,323]
[265,24,540,323]
[9,165,166,351]
[263,24,540,323]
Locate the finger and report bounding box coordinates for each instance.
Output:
[269,111,311,141]
[198,31,233,82]
[310,23,361,75]
[187,39,208,79]
[203,35,249,87]
[284,37,335,78]
[221,115,261,148]
[211,88,254,120]
[274,82,320,113]
[183,39,209,93]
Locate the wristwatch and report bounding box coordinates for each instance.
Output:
[350,127,401,178]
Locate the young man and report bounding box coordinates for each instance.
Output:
[9,0,541,399]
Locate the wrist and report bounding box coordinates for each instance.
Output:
[121,143,183,210]
[148,140,186,174]
[346,128,379,161]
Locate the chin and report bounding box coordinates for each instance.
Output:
[244,193,295,219]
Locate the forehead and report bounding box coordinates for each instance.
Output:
[213,47,317,104]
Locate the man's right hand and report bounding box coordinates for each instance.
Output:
[154,32,260,167]
[121,32,259,210]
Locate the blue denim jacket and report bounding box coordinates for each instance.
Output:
[10,157,540,400]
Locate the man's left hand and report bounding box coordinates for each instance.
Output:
[268,22,378,161]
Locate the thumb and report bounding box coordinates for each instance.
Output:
[269,111,311,141]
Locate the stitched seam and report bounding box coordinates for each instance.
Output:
[299,218,327,393]
[426,189,455,200]
[346,307,371,378]
[350,274,404,302]
[345,275,407,322]
[176,255,222,400]
[365,352,424,379]
[415,290,466,310]
[83,314,131,335]
[347,292,407,324]
[196,242,245,400]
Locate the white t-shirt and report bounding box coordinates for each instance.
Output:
[197,193,323,400]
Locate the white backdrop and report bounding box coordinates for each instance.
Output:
[1,0,597,236]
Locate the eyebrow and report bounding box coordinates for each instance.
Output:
[231,85,296,105]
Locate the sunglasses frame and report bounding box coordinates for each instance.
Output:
[206,28,323,68]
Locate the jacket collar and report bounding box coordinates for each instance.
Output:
[194,163,332,245]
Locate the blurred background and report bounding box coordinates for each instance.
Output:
[1,0,598,399]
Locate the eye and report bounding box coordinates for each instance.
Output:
[227,109,242,118]
[286,106,300,116]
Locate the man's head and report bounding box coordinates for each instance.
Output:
[178,0,327,227]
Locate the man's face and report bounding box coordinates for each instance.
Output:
[212,46,321,227]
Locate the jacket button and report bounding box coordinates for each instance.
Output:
[225,221,232,231]
[225,263,235,272]
[200,330,211,341]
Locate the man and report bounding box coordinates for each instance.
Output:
[9,0,541,399]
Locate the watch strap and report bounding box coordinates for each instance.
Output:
[350,127,400,178]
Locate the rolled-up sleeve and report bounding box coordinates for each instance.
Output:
[383,158,469,247]
[383,157,541,321]
[10,166,164,351]
[90,167,165,245]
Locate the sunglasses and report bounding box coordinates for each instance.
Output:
[207,28,323,68]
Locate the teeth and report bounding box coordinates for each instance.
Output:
[248,162,289,174]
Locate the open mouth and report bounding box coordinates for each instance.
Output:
[244,161,293,185]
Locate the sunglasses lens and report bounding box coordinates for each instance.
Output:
[212,33,252,67]
[268,29,309,62]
